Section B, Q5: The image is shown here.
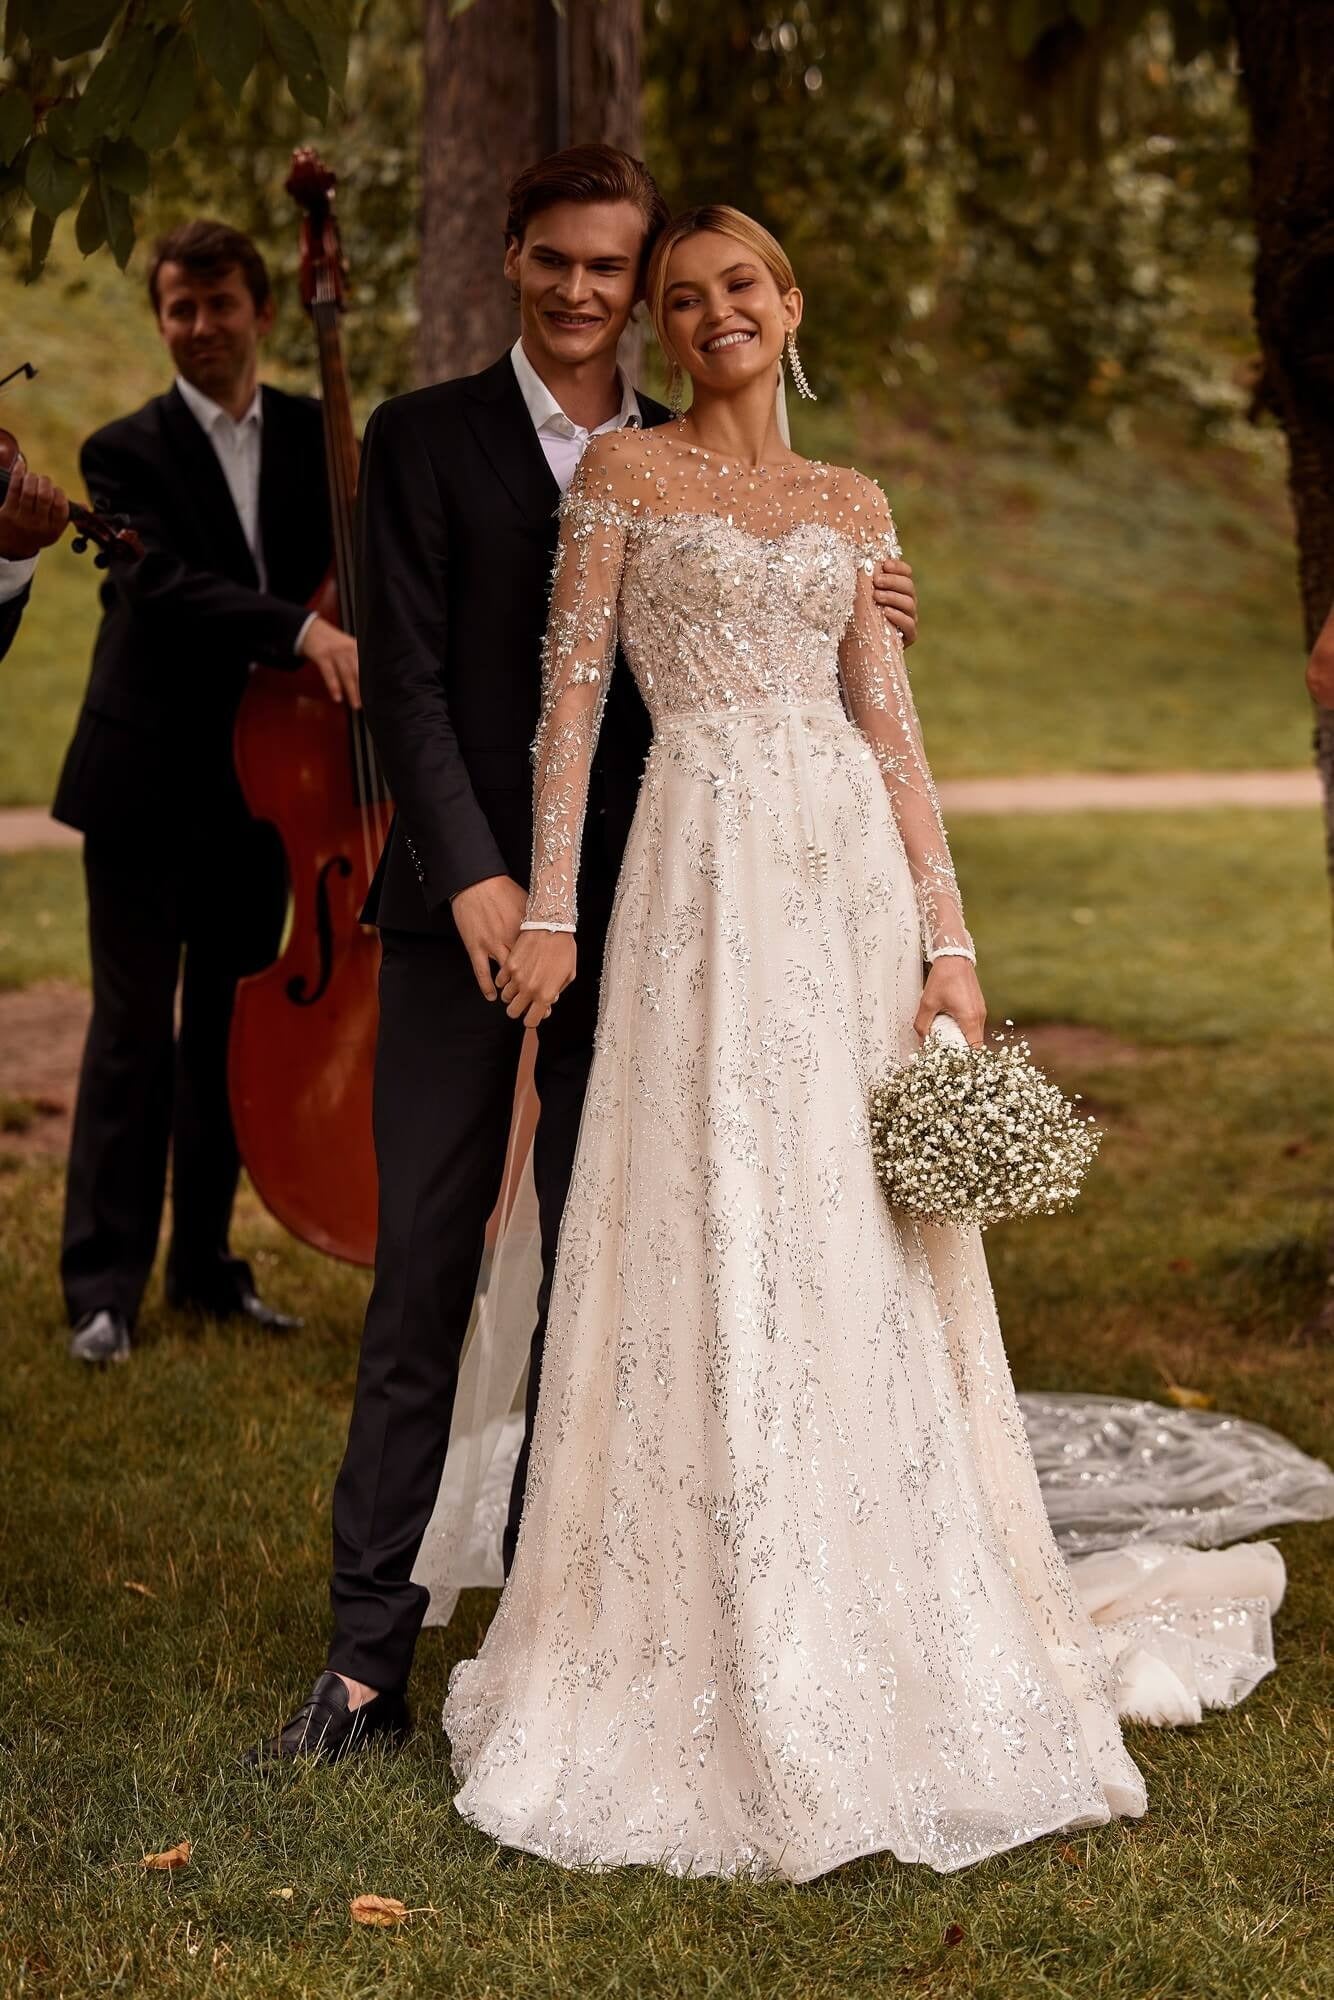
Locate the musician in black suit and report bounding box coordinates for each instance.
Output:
[252,147,921,1764]
[0,455,70,661]
[52,220,360,1366]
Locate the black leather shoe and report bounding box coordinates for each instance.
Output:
[227,1288,304,1333]
[68,1309,131,1365]
[243,1672,409,1766]
[169,1286,303,1333]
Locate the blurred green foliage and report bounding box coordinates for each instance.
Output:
[644,2,1253,434]
[0,2,355,277]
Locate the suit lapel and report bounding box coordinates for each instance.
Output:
[160,385,258,586]
[461,355,561,536]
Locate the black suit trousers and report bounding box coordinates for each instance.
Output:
[327,896,608,1692]
[60,824,286,1325]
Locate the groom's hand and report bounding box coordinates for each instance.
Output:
[872,557,917,646]
[451,874,530,1000]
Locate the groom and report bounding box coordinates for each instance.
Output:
[250,144,920,1763]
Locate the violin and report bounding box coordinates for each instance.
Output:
[0,366,144,566]
[227,150,387,1267]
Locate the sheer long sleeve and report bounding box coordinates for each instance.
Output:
[838,500,974,963]
[523,451,630,932]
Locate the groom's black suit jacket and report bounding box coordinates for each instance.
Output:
[52,383,331,844]
[357,351,670,931]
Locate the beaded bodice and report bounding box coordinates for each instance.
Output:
[619,513,861,718]
[526,425,972,962]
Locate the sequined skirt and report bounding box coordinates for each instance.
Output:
[444,699,1148,1878]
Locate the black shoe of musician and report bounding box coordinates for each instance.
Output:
[68,1308,131,1365]
[243,1673,410,1767]
[167,1284,304,1333]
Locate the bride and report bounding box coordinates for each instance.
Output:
[440,206,1252,1878]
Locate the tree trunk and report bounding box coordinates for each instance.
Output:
[417,0,642,385]
[1229,0,1334,1337]
[1230,2,1334,849]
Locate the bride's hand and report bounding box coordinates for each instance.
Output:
[498,930,577,1026]
[914,957,986,1047]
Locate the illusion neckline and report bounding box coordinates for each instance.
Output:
[655,421,825,481]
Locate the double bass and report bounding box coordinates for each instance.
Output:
[228,150,387,1267]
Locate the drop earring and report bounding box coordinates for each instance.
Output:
[667,362,684,417]
[786,329,816,402]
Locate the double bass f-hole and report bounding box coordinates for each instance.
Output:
[285,853,354,1008]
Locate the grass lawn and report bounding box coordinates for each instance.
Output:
[2,243,1314,808]
[1,810,1330,1998]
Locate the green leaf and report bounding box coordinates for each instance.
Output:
[45,101,82,157]
[23,134,84,217]
[0,89,32,167]
[283,0,349,93]
[101,177,135,267]
[28,205,54,280]
[193,0,263,107]
[3,0,34,60]
[264,3,329,121]
[28,0,123,62]
[99,133,149,193]
[130,30,196,150]
[75,173,107,252]
[70,26,158,148]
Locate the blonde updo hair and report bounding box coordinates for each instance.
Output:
[645,205,798,394]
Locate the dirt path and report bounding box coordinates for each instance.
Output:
[0,769,1321,856]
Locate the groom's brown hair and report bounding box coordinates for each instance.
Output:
[505,144,669,278]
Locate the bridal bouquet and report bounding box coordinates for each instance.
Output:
[868,1016,1101,1228]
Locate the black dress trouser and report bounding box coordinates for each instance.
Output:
[327,897,609,1694]
[60,822,286,1327]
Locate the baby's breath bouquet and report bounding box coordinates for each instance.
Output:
[868,1015,1100,1229]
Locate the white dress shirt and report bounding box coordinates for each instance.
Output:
[510,338,641,494]
[175,374,315,653]
[0,553,36,606]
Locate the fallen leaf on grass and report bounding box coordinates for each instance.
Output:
[142,1840,191,1871]
[942,1923,964,1946]
[123,1580,156,1598]
[1057,1842,1085,1867]
[269,1887,294,1901]
[1163,1384,1214,1410]
[350,1894,408,1927]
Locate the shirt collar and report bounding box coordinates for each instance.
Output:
[509,338,640,441]
[175,374,263,435]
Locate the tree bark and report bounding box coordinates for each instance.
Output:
[1230,1,1334,864]
[417,0,642,385]
[1230,0,1334,1338]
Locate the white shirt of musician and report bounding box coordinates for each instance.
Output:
[510,338,641,494]
[0,553,35,605]
[175,374,315,653]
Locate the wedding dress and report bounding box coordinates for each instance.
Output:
[440,426,1305,1879]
